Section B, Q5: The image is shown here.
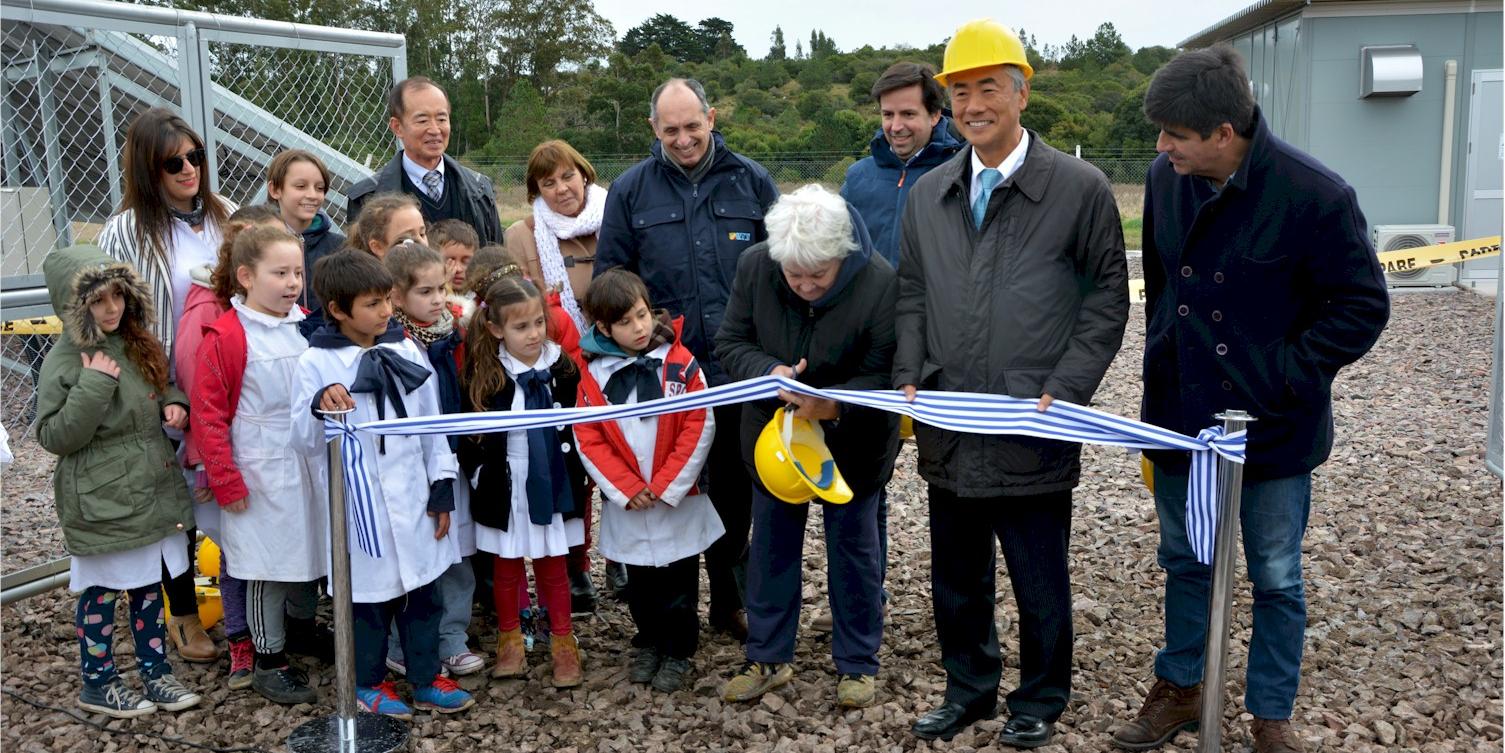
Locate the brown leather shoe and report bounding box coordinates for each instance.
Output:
[166,614,221,663]
[711,610,749,642]
[1110,678,1201,750]
[550,633,583,688]
[490,629,526,679]
[1251,718,1305,753]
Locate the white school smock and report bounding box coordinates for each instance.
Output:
[472,341,585,560]
[69,534,190,593]
[290,336,460,604]
[219,298,327,583]
[579,344,722,567]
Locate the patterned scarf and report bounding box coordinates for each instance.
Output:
[168,196,205,227]
[394,307,455,349]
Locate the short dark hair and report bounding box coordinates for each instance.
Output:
[583,268,652,328]
[314,250,394,319]
[871,62,944,115]
[428,219,479,251]
[388,76,447,121]
[1143,46,1256,138]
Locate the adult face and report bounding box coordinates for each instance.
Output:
[949,65,1028,163]
[538,162,587,218]
[1156,122,1237,181]
[781,259,842,302]
[389,84,450,170]
[649,84,717,170]
[879,84,941,162]
[160,136,202,211]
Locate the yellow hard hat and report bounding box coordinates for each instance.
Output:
[1140,455,1155,493]
[196,536,221,579]
[162,578,222,631]
[754,408,854,505]
[936,19,1035,87]
[898,415,915,439]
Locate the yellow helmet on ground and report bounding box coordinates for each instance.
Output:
[898,415,915,439]
[1141,454,1155,493]
[196,536,221,579]
[936,19,1035,87]
[162,578,222,631]
[754,408,854,505]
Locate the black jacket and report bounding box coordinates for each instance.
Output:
[595,132,780,385]
[458,358,590,532]
[348,152,503,246]
[714,205,900,497]
[1141,107,1390,479]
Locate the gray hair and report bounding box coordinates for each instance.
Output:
[948,64,1027,94]
[649,78,710,121]
[765,184,858,270]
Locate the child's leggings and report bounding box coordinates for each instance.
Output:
[220,550,247,640]
[493,556,570,636]
[76,585,171,686]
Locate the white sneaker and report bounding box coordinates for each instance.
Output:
[442,651,486,677]
[384,655,449,678]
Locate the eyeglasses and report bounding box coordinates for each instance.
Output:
[161,148,206,175]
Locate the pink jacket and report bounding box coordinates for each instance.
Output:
[174,267,225,469]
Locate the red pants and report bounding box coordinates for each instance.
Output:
[494,556,571,636]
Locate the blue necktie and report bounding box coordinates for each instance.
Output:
[516,369,574,525]
[972,167,1002,229]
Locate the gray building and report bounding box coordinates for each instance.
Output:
[1183,0,1503,291]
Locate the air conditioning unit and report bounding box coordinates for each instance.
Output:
[1374,224,1457,288]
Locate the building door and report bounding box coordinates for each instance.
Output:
[1459,69,1502,289]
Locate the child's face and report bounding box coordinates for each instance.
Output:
[331,290,393,347]
[485,297,546,364]
[368,207,427,257]
[398,262,448,324]
[440,242,474,288]
[269,160,326,228]
[88,286,126,333]
[237,240,305,317]
[603,297,654,355]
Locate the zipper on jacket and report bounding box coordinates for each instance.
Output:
[793,304,817,365]
[897,169,907,188]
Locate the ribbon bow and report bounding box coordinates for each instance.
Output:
[350,347,431,452]
[516,369,575,525]
[603,356,664,405]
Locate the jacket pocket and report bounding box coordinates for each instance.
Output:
[712,201,764,285]
[76,457,135,523]
[632,205,690,295]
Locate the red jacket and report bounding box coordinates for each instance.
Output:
[573,317,705,503]
[190,308,250,506]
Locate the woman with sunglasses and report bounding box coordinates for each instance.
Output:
[98,107,238,665]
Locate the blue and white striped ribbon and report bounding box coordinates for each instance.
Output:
[326,375,1245,565]
[323,421,383,559]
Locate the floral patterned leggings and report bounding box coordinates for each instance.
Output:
[76,585,169,686]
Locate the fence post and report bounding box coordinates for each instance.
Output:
[1196,409,1254,753]
[288,415,407,753]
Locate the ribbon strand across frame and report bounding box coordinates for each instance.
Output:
[323,375,1245,565]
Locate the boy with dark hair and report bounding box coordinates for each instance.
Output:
[428,219,480,291]
[293,249,476,720]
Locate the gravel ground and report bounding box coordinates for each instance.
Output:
[1,291,1500,753]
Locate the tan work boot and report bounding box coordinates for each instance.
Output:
[491,629,527,679]
[810,609,834,633]
[1110,678,1201,750]
[550,633,583,688]
[166,613,221,663]
[1251,718,1305,753]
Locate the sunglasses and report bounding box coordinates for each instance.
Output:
[162,148,206,175]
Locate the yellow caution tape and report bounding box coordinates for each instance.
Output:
[1,316,61,335]
[1128,235,1501,304]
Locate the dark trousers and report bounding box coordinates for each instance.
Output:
[625,555,701,659]
[352,581,441,687]
[746,485,883,675]
[161,529,197,618]
[929,485,1074,722]
[704,403,751,620]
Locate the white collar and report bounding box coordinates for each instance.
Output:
[970,129,1030,200]
[401,152,445,190]
[231,295,306,328]
[500,340,561,377]
[599,342,671,376]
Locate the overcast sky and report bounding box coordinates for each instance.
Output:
[593,0,1257,54]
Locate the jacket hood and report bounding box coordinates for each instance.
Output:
[580,309,678,359]
[796,202,876,309]
[868,114,965,170]
[43,244,155,348]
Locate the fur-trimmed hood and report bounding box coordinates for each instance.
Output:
[42,244,156,348]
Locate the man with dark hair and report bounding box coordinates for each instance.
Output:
[348,77,502,246]
[840,62,963,267]
[595,77,780,642]
[1113,46,1389,753]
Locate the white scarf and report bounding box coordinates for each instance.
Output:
[532,183,607,335]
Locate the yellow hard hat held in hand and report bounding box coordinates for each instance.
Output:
[936,19,1035,87]
[754,407,854,505]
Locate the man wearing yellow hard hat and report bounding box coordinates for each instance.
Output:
[893,18,1129,749]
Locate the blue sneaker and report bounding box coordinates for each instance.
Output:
[355,681,412,720]
[412,677,475,714]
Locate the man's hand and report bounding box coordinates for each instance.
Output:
[162,404,188,430]
[224,498,249,513]
[626,489,657,511]
[81,351,120,379]
[430,510,451,539]
[1036,393,1054,412]
[900,384,917,403]
[777,389,840,421]
[319,384,356,413]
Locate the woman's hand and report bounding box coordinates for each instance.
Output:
[162,404,188,430]
[80,352,120,379]
[769,358,806,381]
[778,389,840,421]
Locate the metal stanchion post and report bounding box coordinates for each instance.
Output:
[289,413,408,753]
[1196,409,1254,753]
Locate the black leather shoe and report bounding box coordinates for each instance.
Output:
[911,701,997,741]
[999,714,1054,749]
[604,562,629,600]
[568,570,598,614]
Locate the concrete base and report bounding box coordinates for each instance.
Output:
[287,712,408,753]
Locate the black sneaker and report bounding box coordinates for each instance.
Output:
[78,678,155,718]
[141,672,201,712]
[285,617,336,664]
[651,657,692,693]
[569,570,598,614]
[252,665,317,705]
[628,647,663,684]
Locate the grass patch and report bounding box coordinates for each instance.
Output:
[1122,217,1143,250]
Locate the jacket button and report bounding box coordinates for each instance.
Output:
[147,392,156,400]
[163,460,171,469]
[1180,266,1193,278]
[1211,310,1223,322]
[560,442,571,453]
[1214,272,1225,283]
[1177,304,1189,316]
[695,240,702,246]
[552,402,562,409]
[1221,380,1233,391]
[1215,343,1228,355]
[670,213,678,218]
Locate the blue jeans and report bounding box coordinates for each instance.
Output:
[1153,466,1311,720]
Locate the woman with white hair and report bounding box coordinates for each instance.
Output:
[714,184,899,710]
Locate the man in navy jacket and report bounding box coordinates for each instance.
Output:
[595,78,779,641]
[1115,47,1389,753]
